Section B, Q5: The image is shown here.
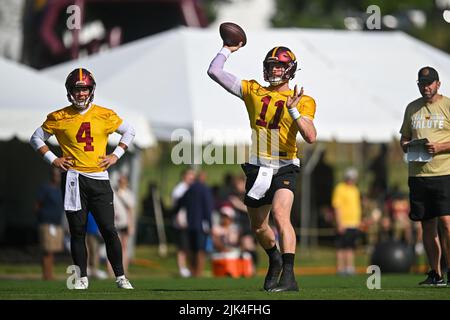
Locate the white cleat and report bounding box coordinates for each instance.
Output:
[116,277,134,289]
[74,277,89,290]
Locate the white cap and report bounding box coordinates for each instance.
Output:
[220,206,235,219]
[344,168,358,181]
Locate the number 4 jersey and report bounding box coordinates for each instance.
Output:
[42,104,123,173]
[242,80,316,161]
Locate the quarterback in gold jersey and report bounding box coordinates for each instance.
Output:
[208,44,317,292]
[30,68,134,290]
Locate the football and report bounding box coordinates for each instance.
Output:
[219,22,247,47]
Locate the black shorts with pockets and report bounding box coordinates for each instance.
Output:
[242,163,299,208]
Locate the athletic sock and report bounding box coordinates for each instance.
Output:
[282,253,295,268]
[265,245,279,260]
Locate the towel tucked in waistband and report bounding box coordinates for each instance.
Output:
[247,166,274,200]
[64,170,81,211]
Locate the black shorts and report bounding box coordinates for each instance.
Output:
[175,228,190,251]
[241,163,299,208]
[336,228,359,249]
[61,172,116,231]
[408,175,450,221]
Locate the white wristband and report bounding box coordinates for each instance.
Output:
[113,146,125,159]
[43,151,57,165]
[288,108,301,120]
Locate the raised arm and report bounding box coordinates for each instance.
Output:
[207,43,244,99]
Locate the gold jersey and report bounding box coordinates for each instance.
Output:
[242,80,316,160]
[332,182,361,228]
[42,104,123,173]
[400,96,450,177]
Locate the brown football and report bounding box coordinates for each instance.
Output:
[219,22,247,47]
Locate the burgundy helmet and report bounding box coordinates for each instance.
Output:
[263,47,298,86]
[65,68,96,109]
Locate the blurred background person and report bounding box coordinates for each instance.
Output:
[228,174,258,269]
[211,205,240,253]
[171,168,196,278]
[34,167,64,280]
[385,188,413,245]
[211,204,255,278]
[360,194,383,255]
[176,171,213,277]
[112,174,136,275]
[332,168,362,275]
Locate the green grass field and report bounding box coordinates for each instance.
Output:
[1,274,449,300]
[0,245,448,300]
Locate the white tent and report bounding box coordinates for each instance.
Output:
[0,57,156,148]
[43,27,450,144]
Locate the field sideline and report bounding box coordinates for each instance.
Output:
[1,274,449,300]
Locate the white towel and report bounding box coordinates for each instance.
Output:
[247,166,274,200]
[64,170,81,211]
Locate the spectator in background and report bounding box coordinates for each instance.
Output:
[113,174,135,275]
[361,195,383,254]
[385,189,413,245]
[35,167,65,280]
[177,171,214,277]
[211,205,240,253]
[311,151,335,229]
[171,168,196,278]
[218,173,234,203]
[228,174,258,268]
[332,168,362,275]
[368,144,388,206]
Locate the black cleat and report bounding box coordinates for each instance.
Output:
[447,272,450,287]
[419,270,446,287]
[263,253,283,291]
[269,269,299,292]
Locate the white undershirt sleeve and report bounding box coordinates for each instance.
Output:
[115,121,136,147]
[207,48,243,99]
[30,127,52,151]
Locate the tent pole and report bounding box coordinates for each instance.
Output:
[128,147,142,260]
[153,186,168,257]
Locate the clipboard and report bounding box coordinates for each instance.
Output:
[406,138,432,162]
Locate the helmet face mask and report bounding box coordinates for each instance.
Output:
[65,68,96,110]
[263,47,297,86]
[70,86,92,109]
[264,61,288,86]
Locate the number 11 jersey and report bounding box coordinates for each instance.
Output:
[242,80,316,161]
[42,104,123,173]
